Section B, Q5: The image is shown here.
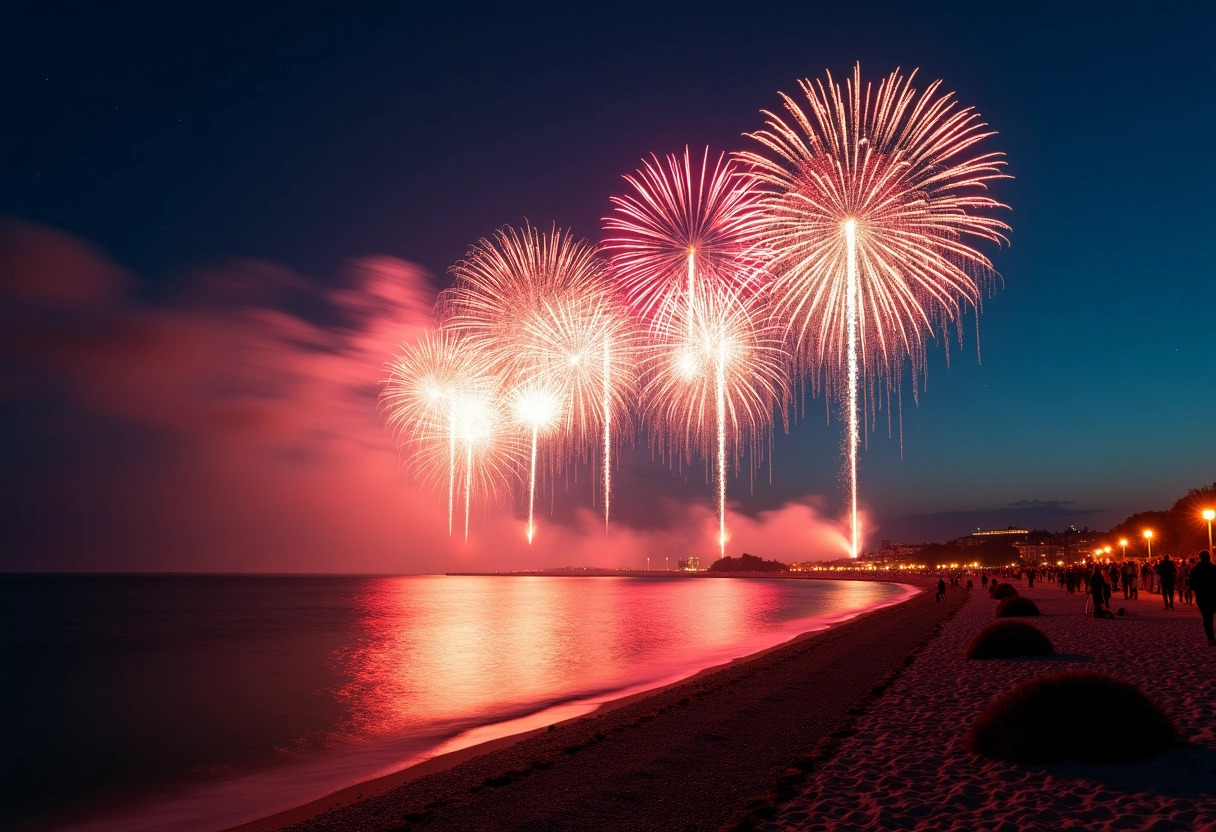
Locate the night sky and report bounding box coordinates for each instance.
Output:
[2,1,1213,572]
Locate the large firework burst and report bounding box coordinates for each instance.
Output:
[739,64,1011,556]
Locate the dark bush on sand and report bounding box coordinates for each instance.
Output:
[966,671,1176,763]
[995,596,1040,618]
[990,583,1018,600]
[966,620,1053,659]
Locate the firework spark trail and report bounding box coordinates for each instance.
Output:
[712,292,722,557]
[602,337,611,533]
[605,147,785,556]
[448,412,455,535]
[740,63,1010,556]
[449,386,511,542]
[845,218,859,558]
[510,386,561,543]
[464,443,472,541]
[528,427,537,542]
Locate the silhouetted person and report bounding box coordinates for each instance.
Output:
[1189,550,1216,646]
[1179,559,1193,606]
[1157,554,1178,610]
[1089,566,1109,616]
[936,577,946,602]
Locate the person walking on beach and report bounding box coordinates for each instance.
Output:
[1189,550,1216,646]
[1089,564,1109,616]
[1179,558,1193,606]
[936,577,946,602]
[1157,554,1178,611]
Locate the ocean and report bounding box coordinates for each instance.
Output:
[0,574,912,831]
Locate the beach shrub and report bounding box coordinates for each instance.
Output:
[966,671,1176,763]
[990,583,1018,600]
[966,621,1053,659]
[995,596,1040,618]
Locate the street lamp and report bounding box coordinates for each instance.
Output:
[1119,538,1128,560]
[1204,509,1215,552]
[1143,529,1153,560]
[1104,546,1112,560]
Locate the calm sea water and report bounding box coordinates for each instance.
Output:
[0,574,912,831]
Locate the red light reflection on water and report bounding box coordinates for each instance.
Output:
[332,576,902,745]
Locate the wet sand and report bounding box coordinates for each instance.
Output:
[246,576,960,831]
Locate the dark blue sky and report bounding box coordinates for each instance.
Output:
[2,1,1214,561]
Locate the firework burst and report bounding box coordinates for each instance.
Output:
[641,282,789,555]
[603,146,769,328]
[605,147,788,556]
[441,223,637,538]
[739,64,1011,556]
[381,330,520,540]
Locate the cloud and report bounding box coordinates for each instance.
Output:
[1,220,851,573]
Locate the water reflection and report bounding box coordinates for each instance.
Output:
[334,577,905,745]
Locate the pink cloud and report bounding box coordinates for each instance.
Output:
[0,220,852,573]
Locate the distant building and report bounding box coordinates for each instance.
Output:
[678,557,701,572]
[1017,542,1068,562]
[952,527,1031,547]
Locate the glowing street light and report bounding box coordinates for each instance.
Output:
[1119,538,1128,560]
[1143,529,1154,560]
[1203,509,1215,552]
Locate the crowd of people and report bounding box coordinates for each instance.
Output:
[967,551,1216,646]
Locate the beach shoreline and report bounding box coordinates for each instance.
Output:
[246,574,958,832]
[226,575,922,832]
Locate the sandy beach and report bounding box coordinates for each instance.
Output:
[246,576,957,832]
[761,579,1216,831]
